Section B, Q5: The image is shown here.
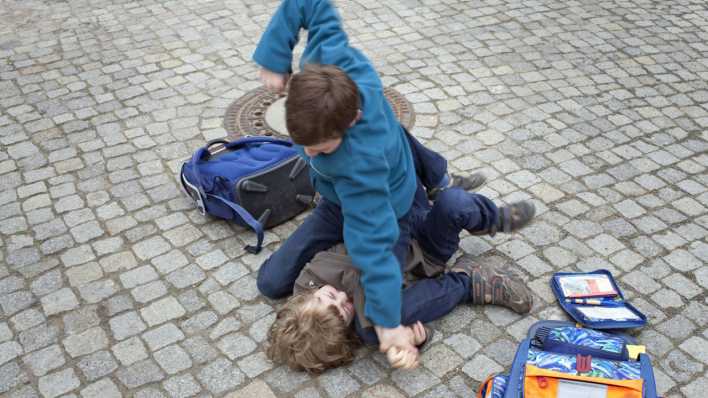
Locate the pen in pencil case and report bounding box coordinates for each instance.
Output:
[565,298,616,305]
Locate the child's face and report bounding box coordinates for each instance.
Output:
[303,138,342,157]
[312,285,354,325]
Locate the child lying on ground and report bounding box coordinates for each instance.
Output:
[266,180,536,372]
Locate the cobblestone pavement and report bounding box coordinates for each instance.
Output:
[1,0,707,396]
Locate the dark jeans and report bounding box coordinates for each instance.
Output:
[357,187,499,344]
[256,132,448,298]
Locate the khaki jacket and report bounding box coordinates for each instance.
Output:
[294,241,444,329]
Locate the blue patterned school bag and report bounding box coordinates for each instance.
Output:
[180,137,314,254]
[478,320,659,398]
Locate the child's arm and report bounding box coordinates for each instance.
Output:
[253,0,378,86]
[252,0,306,75]
[335,155,402,329]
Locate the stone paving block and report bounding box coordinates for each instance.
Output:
[116,358,165,389]
[142,323,185,352]
[65,262,103,287]
[98,251,137,273]
[0,341,23,366]
[163,373,202,398]
[236,351,272,378]
[119,265,158,288]
[0,323,12,343]
[76,350,118,381]
[166,264,206,289]
[109,311,147,341]
[217,333,256,360]
[154,344,192,374]
[318,367,362,397]
[586,233,625,256]
[140,296,186,326]
[40,287,79,316]
[661,350,703,383]
[0,361,29,394]
[11,308,45,331]
[78,279,118,304]
[662,273,702,299]
[38,368,80,398]
[131,280,168,303]
[182,335,220,365]
[18,323,59,353]
[197,357,245,394]
[29,270,62,296]
[249,313,276,343]
[63,326,108,358]
[1,290,36,316]
[208,290,240,315]
[227,380,277,398]
[80,378,122,398]
[391,367,440,397]
[152,249,189,274]
[462,354,503,382]
[422,344,463,378]
[133,236,171,260]
[22,344,64,376]
[112,337,148,366]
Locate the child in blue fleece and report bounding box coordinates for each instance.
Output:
[253,0,441,357]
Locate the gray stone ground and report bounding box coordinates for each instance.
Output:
[0,0,707,396]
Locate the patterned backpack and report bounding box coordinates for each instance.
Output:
[478,320,659,398]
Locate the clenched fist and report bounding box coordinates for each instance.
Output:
[259,68,290,94]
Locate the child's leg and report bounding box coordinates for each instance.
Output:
[257,198,344,298]
[414,187,499,262]
[403,129,448,191]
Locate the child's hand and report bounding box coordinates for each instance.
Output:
[386,346,419,369]
[259,68,290,94]
[411,321,427,346]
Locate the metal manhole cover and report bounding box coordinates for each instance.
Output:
[223,87,415,140]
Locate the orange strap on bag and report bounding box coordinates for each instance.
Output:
[476,375,496,398]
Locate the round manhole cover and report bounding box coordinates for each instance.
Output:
[224,87,415,140]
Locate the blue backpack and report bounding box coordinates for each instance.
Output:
[478,320,658,398]
[180,137,314,254]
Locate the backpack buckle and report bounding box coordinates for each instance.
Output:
[576,354,592,373]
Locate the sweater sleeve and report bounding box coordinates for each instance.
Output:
[333,153,402,328]
[252,0,304,74]
[253,0,378,86]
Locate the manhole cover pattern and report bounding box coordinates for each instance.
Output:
[223,86,415,140]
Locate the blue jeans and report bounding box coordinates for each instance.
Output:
[357,187,499,344]
[256,131,448,298]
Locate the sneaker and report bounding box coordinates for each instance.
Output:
[469,200,535,237]
[428,172,486,201]
[451,256,532,314]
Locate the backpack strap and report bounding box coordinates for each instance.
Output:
[207,194,264,254]
[640,354,658,398]
[503,339,531,398]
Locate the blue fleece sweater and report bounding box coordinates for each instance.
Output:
[253,0,417,327]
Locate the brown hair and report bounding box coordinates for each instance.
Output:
[266,290,359,373]
[285,64,360,146]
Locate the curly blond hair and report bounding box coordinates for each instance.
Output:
[266,290,359,373]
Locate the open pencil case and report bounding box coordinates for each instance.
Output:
[551,269,647,329]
